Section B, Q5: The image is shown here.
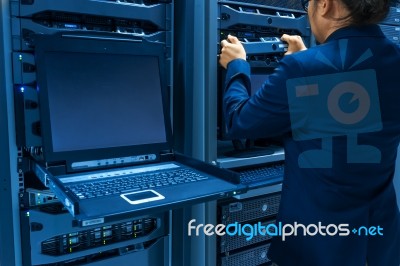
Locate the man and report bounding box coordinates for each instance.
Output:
[219,0,400,265]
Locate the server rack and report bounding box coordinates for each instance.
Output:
[388,1,400,214]
[212,1,311,265]
[379,6,400,47]
[216,0,311,160]
[217,191,281,266]
[0,0,21,264]
[10,1,173,265]
[20,206,169,265]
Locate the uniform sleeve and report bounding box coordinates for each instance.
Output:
[223,56,300,139]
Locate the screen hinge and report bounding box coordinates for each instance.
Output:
[160,150,174,161]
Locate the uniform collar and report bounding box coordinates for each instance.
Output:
[325,24,384,43]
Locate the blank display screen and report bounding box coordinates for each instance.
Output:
[44,52,167,152]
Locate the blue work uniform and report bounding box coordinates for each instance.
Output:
[223,25,400,266]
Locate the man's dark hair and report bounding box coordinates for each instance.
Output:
[312,0,399,26]
[340,0,393,25]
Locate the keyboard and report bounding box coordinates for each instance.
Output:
[238,162,284,185]
[66,168,208,199]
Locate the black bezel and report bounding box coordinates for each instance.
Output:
[34,32,173,171]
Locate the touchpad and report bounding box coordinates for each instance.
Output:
[120,190,165,205]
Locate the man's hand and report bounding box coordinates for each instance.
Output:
[219,35,246,69]
[281,34,307,55]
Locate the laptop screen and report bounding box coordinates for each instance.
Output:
[34,33,172,170]
[45,52,166,152]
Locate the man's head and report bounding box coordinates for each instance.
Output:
[305,0,391,43]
